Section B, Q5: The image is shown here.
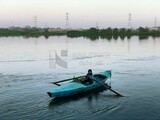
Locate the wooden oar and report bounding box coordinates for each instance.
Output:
[51,75,85,86]
[91,77,123,97]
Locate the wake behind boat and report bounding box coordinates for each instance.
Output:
[47,70,112,98]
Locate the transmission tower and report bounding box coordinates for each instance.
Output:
[128,13,132,28]
[33,16,38,28]
[155,17,157,27]
[65,12,70,30]
[96,22,99,29]
[45,23,48,28]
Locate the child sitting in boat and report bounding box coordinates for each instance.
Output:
[82,69,93,85]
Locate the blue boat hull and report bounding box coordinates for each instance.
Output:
[47,70,111,98]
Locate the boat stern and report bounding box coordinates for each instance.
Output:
[47,92,52,98]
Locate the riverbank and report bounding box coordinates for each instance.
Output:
[0,27,160,40]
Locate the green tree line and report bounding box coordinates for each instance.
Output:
[0,27,160,40]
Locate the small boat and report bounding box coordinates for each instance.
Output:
[47,70,111,98]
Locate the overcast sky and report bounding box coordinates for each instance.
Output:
[0,0,160,28]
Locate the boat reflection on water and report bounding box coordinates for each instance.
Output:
[49,84,120,106]
[48,83,123,119]
[48,86,108,107]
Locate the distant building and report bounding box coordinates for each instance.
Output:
[148,27,159,31]
[8,26,21,30]
[24,26,31,29]
[47,28,68,32]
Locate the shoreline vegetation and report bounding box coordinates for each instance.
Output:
[0,27,160,40]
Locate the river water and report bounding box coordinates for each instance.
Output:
[0,36,160,120]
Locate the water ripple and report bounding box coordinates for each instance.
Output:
[48,90,124,120]
[0,59,48,63]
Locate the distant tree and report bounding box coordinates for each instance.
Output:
[138,27,149,35]
[119,28,126,35]
[106,27,112,35]
[126,29,132,35]
[112,28,119,35]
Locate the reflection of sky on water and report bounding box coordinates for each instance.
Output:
[0,36,160,75]
[0,36,160,120]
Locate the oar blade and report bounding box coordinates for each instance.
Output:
[91,78,123,97]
